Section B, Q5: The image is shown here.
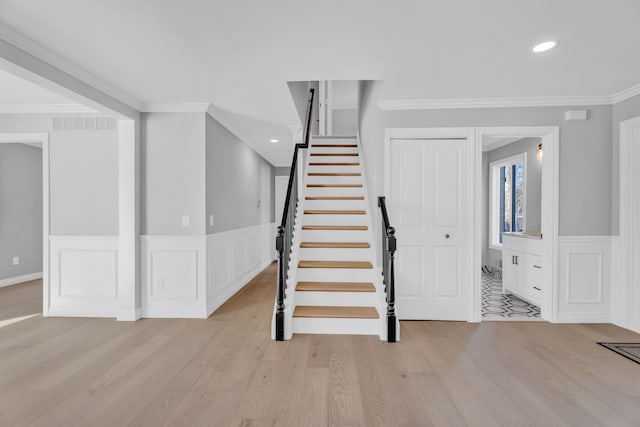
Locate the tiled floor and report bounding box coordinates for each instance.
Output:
[482,269,541,320]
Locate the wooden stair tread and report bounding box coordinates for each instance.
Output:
[309,162,360,166]
[298,260,373,269]
[308,172,361,176]
[311,144,358,148]
[304,210,365,215]
[307,184,363,188]
[300,242,370,248]
[302,225,368,231]
[296,281,376,292]
[310,153,358,156]
[305,196,365,200]
[293,306,379,319]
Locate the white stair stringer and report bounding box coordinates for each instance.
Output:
[274,135,399,340]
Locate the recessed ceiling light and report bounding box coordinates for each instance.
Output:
[532,40,558,53]
[268,139,279,143]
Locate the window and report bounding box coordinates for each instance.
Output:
[490,153,526,249]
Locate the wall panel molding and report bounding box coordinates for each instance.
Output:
[206,223,276,316]
[557,236,613,323]
[48,236,119,318]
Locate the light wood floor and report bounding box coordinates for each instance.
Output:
[1,264,640,426]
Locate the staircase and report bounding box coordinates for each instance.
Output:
[277,135,390,339]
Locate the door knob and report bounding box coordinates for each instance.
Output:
[445,234,450,239]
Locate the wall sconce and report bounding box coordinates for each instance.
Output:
[536,143,543,161]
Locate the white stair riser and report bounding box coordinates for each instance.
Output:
[294,291,377,306]
[296,268,374,282]
[307,156,360,163]
[299,230,370,241]
[306,166,362,174]
[311,135,358,145]
[304,188,365,198]
[292,317,379,335]
[301,214,367,225]
[309,147,358,155]
[298,247,373,260]
[305,175,363,185]
[303,200,367,210]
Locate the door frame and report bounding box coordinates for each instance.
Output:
[384,126,559,322]
[619,116,640,333]
[385,127,476,321]
[475,127,559,322]
[0,133,50,315]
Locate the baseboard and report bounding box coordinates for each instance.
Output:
[117,308,142,321]
[48,306,116,318]
[556,313,611,323]
[207,258,273,316]
[0,272,43,289]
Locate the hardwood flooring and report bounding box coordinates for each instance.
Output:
[1,264,640,426]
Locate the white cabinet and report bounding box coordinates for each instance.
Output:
[502,234,543,306]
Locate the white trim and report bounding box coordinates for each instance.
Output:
[612,83,640,105]
[619,115,640,333]
[488,152,528,251]
[378,82,640,111]
[142,103,210,113]
[0,104,97,114]
[379,96,613,111]
[0,272,43,288]
[384,127,476,322]
[117,119,137,321]
[0,23,144,111]
[476,126,559,323]
[0,132,49,315]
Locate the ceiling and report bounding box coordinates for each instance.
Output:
[0,68,77,105]
[1,0,639,165]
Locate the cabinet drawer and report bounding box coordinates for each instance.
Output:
[526,255,543,276]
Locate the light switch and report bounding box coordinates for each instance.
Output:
[209,215,214,227]
[182,215,190,227]
[12,256,19,265]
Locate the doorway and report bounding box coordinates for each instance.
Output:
[0,133,49,321]
[475,127,559,323]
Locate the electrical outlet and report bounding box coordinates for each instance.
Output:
[12,256,19,265]
[181,215,190,227]
[209,215,214,227]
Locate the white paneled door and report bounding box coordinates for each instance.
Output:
[389,139,469,320]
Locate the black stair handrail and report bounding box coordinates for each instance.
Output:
[378,196,397,343]
[275,88,314,341]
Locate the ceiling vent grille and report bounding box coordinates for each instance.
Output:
[52,116,117,132]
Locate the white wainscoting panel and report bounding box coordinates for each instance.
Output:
[48,236,119,317]
[141,236,207,318]
[206,223,276,316]
[557,236,613,323]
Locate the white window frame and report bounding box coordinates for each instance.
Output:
[489,152,527,250]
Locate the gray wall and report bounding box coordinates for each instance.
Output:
[205,115,274,234]
[482,137,542,267]
[0,114,119,237]
[0,144,42,280]
[274,167,291,176]
[358,83,614,237]
[142,112,206,235]
[332,109,358,135]
[49,131,119,235]
[612,94,640,234]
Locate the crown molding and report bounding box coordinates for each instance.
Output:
[612,83,640,104]
[0,103,97,114]
[378,95,613,111]
[143,103,211,113]
[0,24,144,111]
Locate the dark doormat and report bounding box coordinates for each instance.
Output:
[598,343,640,365]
